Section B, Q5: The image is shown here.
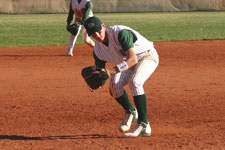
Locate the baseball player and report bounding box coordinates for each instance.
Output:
[66,0,95,56]
[84,16,159,137]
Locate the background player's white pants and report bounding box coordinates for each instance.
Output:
[109,58,159,98]
[67,25,93,55]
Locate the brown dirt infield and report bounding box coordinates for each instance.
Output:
[0,40,225,150]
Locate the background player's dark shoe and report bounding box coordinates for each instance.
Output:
[67,52,73,56]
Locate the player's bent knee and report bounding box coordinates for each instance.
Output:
[129,80,145,96]
[129,80,142,88]
[109,84,124,98]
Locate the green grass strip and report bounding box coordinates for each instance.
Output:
[0,12,225,47]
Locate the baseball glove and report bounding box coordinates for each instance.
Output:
[81,66,109,90]
[67,23,80,35]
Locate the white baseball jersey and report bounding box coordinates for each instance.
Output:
[94,25,159,97]
[94,25,158,65]
[71,0,93,19]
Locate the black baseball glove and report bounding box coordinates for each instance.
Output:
[81,66,109,90]
[67,23,80,35]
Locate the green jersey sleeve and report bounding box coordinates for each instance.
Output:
[80,1,93,24]
[66,1,74,25]
[118,29,137,51]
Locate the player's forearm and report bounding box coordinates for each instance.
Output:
[125,56,138,67]
[108,56,137,76]
[108,48,137,75]
[124,47,138,68]
[108,61,135,75]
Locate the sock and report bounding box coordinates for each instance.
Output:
[134,94,147,124]
[115,90,135,113]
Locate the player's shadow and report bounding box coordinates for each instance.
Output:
[0,134,114,140]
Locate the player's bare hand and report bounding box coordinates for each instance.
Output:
[107,66,119,76]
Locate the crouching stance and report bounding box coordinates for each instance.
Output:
[84,16,159,137]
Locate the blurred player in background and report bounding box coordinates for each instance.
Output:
[66,0,95,56]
